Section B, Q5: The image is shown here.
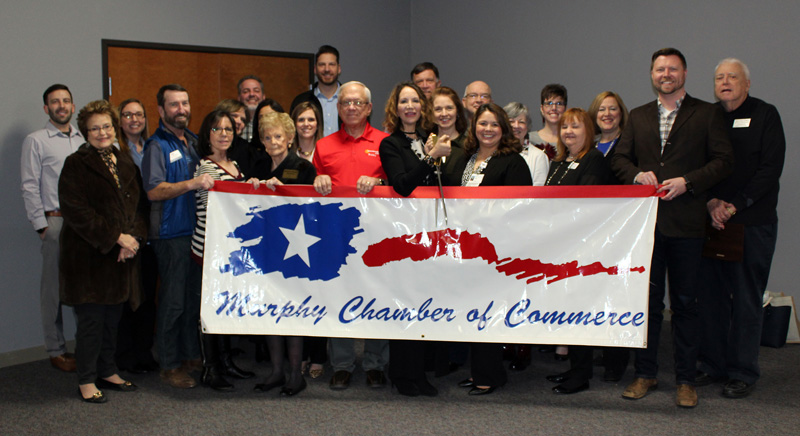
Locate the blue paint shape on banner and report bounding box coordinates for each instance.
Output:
[220,202,362,281]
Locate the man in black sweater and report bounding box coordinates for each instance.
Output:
[696,58,786,399]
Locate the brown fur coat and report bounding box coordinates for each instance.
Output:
[58,143,148,309]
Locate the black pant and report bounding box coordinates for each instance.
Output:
[75,303,123,385]
[116,244,158,368]
[470,342,507,387]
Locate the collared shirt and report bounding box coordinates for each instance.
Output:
[128,139,145,169]
[20,121,83,230]
[312,122,388,186]
[315,83,340,137]
[241,119,254,143]
[657,95,684,155]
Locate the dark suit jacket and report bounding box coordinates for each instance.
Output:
[611,94,734,238]
[379,130,465,196]
[447,150,533,187]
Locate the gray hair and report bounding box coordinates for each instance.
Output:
[503,102,532,127]
[715,58,750,81]
[340,81,372,103]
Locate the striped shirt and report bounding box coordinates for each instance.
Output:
[191,158,243,262]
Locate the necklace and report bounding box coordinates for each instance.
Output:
[299,147,314,156]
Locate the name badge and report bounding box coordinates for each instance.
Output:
[733,118,751,128]
[169,150,183,163]
[282,169,299,180]
[568,162,580,170]
[466,174,484,187]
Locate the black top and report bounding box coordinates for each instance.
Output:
[227,135,263,178]
[250,152,316,184]
[712,96,785,225]
[447,150,533,186]
[379,130,464,196]
[546,148,614,186]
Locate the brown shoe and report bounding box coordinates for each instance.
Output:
[676,384,698,408]
[181,358,203,373]
[50,354,77,372]
[160,368,197,389]
[622,377,658,399]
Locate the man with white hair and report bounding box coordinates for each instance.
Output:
[696,58,785,399]
[312,81,389,390]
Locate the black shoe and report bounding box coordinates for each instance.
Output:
[722,379,754,399]
[603,368,623,382]
[546,371,570,384]
[96,378,138,392]
[221,354,255,379]
[280,378,307,397]
[392,380,420,397]
[201,367,234,392]
[329,370,352,390]
[254,376,286,393]
[553,382,589,394]
[457,378,474,388]
[366,369,386,388]
[416,379,439,397]
[695,370,728,387]
[119,364,149,374]
[468,386,497,396]
[80,390,107,404]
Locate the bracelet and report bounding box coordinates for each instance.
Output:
[423,155,436,168]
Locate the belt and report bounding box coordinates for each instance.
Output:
[45,210,62,217]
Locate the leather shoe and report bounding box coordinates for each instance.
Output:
[468,386,497,396]
[329,370,352,390]
[546,371,570,384]
[676,384,698,408]
[280,378,307,397]
[201,367,234,392]
[80,390,107,404]
[622,377,658,400]
[695,370,727,387]
[553,382,589,394]
[160,368,197,389]
[50,354,76,372]
[221,354,255,379]
[722,379,754,399]
[254,376,286,393]
[365,369,386,388]
[457,378,474,388]
[96,378,138,392]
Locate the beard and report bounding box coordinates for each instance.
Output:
[47,108,72,126]
[165,112,191,129]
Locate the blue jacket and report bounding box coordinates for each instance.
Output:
[144,121,199,239]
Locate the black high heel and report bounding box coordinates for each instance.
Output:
[280,378,307,397]
[254,377,286,392]
[392,380,420,397]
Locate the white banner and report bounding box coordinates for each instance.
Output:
[201,183,658,347]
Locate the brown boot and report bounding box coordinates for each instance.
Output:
[622,377,658,400]
[160,368,197,389]
[676,384,698,408]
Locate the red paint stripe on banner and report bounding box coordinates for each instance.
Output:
[210,181,659,199]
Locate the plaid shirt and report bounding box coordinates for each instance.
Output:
[657,95,684,155]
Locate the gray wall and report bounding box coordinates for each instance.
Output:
[1,0,796,355]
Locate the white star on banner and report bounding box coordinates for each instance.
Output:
[279,214,321,267]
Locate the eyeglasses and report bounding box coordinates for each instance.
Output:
[542,101,565,107]
[121,111,145,120]
[465,93,491,101]
[211,127,234,135]
[339,100,367,107]
[88,124,114,135]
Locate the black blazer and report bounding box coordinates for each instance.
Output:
[546,148,613,186]
[250,152,316,184]
[379,129,466,196]
[611,94,734,238]
[447,150,533,187]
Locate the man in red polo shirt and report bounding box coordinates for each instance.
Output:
[313,81,387,196]
[312,80,389,391]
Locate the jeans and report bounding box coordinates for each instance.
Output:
[152,236,201,370]
[633,229,703,385]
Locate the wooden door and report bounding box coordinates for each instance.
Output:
[103,40,313,135]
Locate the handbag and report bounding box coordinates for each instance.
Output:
[761,304,791,348]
